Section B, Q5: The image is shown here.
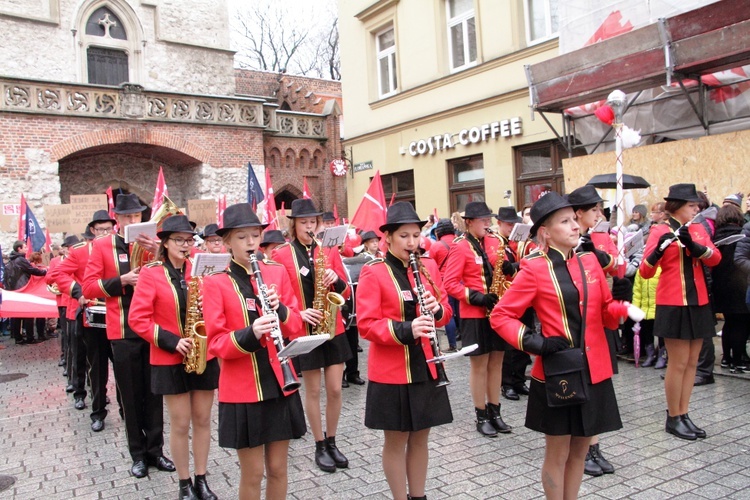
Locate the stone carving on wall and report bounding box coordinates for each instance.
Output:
[0,77,326,138]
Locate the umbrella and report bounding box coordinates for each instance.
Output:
[0,275,58,318]
[633,321,641,367]
[587,173,650,190]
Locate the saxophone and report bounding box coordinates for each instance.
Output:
[308,231,346,340]
[183,276,208,374]
[486,228,511,317]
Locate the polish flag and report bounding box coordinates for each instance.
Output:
[18,193,27,242]
[350,170,388,236]
[265,169,278,231]
[152,166,169,212]
[302,177,311,200]
[44,228,52,255]
[217,194,227,226]
[105,186,116,220]
[333,204,340,225]
[388,193,396,207]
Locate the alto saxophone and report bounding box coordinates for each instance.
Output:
[184,276,208,374]
[486,228,511,317]
[308,231,346,340]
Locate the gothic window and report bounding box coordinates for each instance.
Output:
[312,150,324,170]
[76,2,143,85]
[299,149,311,169]
[285,149,296,168]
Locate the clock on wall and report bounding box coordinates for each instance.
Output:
[329,158,348,177]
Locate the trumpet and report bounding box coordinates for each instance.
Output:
[408,251,450,388]
[248,253,301,392]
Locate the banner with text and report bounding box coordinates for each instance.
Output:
[70,194,108,235]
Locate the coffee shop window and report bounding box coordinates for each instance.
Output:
[448,154,484,213]
[381,170,415,207]
[514,140,582,207]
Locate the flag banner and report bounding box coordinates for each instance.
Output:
[105,186,116,219]
[247,162,265,206]
[264,168,278,231]
[333,204,340,225]
[18,194,27,242]
[350,171,388,236]
[152,166,168,211]
[302,177,311,200]
[217,195,227,226]
[25,203,46,252]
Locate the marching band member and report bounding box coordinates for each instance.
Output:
[272,199,352,473]
[82,193,174,479]
[494,207,533,402]
[203,203,304,500]
[639,183,721,440]
[359,230,382,259]
[491,193,631,500]
[200,223,225,254]
[258,229,286,259]
[129,215,219,500]
[357,202,453,500]
[53,211,116,430]
[443,201,511,437]
[46,235,78,381]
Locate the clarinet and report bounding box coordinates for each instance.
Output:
[408,251,450,387]
[248,253,301,392]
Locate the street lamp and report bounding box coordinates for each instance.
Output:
[607,89,627,271]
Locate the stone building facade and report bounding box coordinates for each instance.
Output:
[0,0,344,248]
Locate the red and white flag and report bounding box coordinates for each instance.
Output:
[265,169,278,231]
[18,193,27,242]
[302,177,311,200]
[333,204,340,225]
[152,166,169,211]
[105,186,116,219]
[350,170,388,236]
[44,228,52,255]
[217,194,227,227]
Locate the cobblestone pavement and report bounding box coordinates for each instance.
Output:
[1,333,749,499]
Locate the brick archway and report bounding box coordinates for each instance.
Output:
[51,128,211,164]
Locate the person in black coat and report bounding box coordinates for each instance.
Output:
[7,240,47,344]
[721,206,750,372]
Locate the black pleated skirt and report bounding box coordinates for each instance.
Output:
[151,358,220,395]
[365,380,453,432]
[654,304,715,340]
[461,317,508,355]
[218,392,306,449]
[297,332,352,371]
[525,376,622,437]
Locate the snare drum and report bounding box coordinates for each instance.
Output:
[84,305,107,329]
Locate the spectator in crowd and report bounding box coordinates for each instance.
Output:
[629,205,649,232]
[733,214,750,367]
[6,240,47,344]
[650,202,668,225]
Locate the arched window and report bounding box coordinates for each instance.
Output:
[285,149,296,169]
[299,149,310,169]
[76,1,144,85]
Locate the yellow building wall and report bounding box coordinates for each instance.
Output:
[563,129,750,209]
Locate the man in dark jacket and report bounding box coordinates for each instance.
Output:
[6,240,47,344]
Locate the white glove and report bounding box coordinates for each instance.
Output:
[626,303,645,322]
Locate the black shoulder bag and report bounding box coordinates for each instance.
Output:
[543,255,590,407]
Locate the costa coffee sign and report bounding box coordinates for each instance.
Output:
[408,117,522,156]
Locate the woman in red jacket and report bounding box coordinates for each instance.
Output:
[203,203,305,500]
[491,193,632,500]
[357,202,453,500]
[129,215,219,500]
[443,201,511,437]
[639,183,721,440]
[271,198,352,473]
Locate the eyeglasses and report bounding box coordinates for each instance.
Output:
[206,238,222,244]
[91,227,112,233]
[169,237,195,246]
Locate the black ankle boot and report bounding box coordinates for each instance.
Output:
[315,440,336,473]
[193,474,217,500]
[589,443,614,473]
[665,412,696,440]
[486,403,512,433]
[681,414,706,439]
[325,433,349,468]
[475,407,498,437]
[178,478,198,500]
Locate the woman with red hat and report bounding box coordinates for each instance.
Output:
[639,183,721,440]
[129,215,220,499]
[201,203,305,499]
[271,198,352,473]
[357,202,453,500]
[491,192,633,499]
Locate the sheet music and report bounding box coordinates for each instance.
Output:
[124,222,157,244]
[623,230,644,258]
[321,225,348,248]
[715,234,746,247]
[192,253,231,276]
[508,223,532,242]
[591,220,610,233]
[277,336,329,358]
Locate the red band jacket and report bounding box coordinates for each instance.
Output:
[45,256,65,308]
[82,234,139,341]
[490,248,628,384]
[129,258,217,366]
[590,231,618,275]
[442,233,499,318]
[203,258,303,403]
[357,252,452,384]
[272,240,351,338]
[429,234,455,273]
[53,241,95,321]
[639,217,720,306]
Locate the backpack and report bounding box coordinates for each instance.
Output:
[3,258,20,289]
